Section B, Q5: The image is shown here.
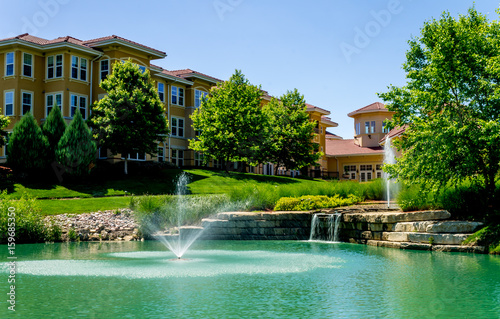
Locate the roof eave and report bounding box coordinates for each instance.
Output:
[306,107,330,115]
[326,151,384,157]
[86,39,166,59]
[154,72,194,85]
[180,73,221,84]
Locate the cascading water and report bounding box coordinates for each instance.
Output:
[383,136,397,209]
[309,212,342,242]
[151,172,205,259]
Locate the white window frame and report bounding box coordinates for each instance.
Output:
[4,90,14,116]
[158,82,165,102]
[45,92,63,118]
[157,146,165,162]
[1,132,11,158]
[171,149,184,166]
[355,122,361,135]
[70,93,88,119]
[370,121,376,134]
[365,121,370,134]
[71,56,87,81]
[195,89,208,108]
[171,86,184,106]
[128,152,146,161]
[171,117,184,137]
[47,54,63,79]
[21,91,33,115]
[98,147,107,159]
[100,59,109,81]
[194,152,204,166]
[382,122,389,133]
[5,52,14,77]
[22,52,33,77]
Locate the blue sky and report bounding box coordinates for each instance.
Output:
[1,0,498,138]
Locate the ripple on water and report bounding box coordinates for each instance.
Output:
[3,250,343,278]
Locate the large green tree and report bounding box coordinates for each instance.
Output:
[261,89,321,175]
[55,111,97,179]
[190,70,268,171]
[41,104,66,165]
[89,60,169,174]
[378,8,500,215]
[7,112,49,173]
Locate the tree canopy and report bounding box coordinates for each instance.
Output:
[378,7,500,215]
[0,115,9,148]
[41,104,66,165]
[190,70,267,171]
[89,60,168,174]
[261,89,321,174]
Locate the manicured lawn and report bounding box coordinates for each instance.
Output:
[38,196,133,215]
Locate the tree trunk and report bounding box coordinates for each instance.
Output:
[274,163,280,176]
[124,158,128,175]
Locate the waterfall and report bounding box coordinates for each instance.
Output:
[309,213,342,242]
[383,136,397,208]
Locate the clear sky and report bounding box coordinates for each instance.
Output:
[1,0,498,138]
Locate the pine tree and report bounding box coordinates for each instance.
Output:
[41,104,67,165]
[56,111,97,177]
[7,112,49,173]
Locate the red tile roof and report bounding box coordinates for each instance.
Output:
[379,125,407,144]
[169,69,222,83]
[83,35,165,55]
[306,103,330,115]
[326,139,384,156]
[348,102,392,117]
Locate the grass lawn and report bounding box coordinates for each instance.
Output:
[1,169,325,215]
[37,196,133,216]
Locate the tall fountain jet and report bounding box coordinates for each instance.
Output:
[383,137,397,209]
[152,172,205,259]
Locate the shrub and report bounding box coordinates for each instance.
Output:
[274,194,362,211]
[463,224,500,254]
[0,191,47,243]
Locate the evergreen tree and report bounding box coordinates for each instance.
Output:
[56,111,97,177]
[0,115,9,148]
[7,112,49,173]
[41,104,66,165]
[89,59,168,174]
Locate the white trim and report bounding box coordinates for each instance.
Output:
[170,116,185,137]
[69,92,88,119]
[46,54,63,80]
[194,89,208,108]
[4,90,14,116]
[71,55,88,82]
[22,52,33,78]
[171,85,184,106]
[45,92,63,118]
[20,90,33,115]
[157,81,165,103]
[85,39,166,59]
[5,52,14,77]
[154,71,193,85]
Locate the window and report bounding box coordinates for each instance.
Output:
[71,56,87,81]
[355,122,361,135]
[98,148,107,159]
[158,82,165,102]
[194,152,204,166]
[4,91,14,116]
[23,53,32,77]
[46,93,62,117]
[195,89,208,107]
[1,132,11,158]
[344,165,356,180]
[371,121,375,133]
[70,94,87,119]
[171,117,184,137]
[128,153,146,161]
[365,121,370,134]
[171,86,184,106]
[171,149,184,166]
[47,54,63,79]
[376,164,383,179]
[213,158,222,169]
[382,122,389,133]
[22,92,32,115]
[100,59,109,81]
[138,65,146,73]
[157,147,164,162]
[5,52,14,76]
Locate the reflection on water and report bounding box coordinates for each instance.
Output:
[0,240,499,318]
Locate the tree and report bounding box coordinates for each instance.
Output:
[0,115,9,148]
[190,70,267,171]
[378,8,500,216]
[55,111,97,178]
[261,89,321,175]
[41,104,66,165]
[7,112,49,173]
[89,60,169,174]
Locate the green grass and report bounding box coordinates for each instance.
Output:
[37,196,132,215]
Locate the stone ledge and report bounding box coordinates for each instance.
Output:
[425,221,483,233]
[342,210,451,223]
[407,233,471,245]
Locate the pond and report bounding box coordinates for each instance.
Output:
[1,240,499,318]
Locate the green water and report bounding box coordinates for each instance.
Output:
[1,240,499,318]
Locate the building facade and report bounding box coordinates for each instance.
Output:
[0,33,333,176]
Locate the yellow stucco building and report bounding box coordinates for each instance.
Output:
[0,33,334,176]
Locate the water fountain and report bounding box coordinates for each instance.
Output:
[309,212,342,242]
[149,172,205,259]
[383,136,397,209]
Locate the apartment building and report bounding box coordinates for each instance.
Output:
[0,33,333,176]
[325,102,395,181]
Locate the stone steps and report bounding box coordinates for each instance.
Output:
[381,232,472,245]
[367,240,486,253]
[393,221,483,233]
